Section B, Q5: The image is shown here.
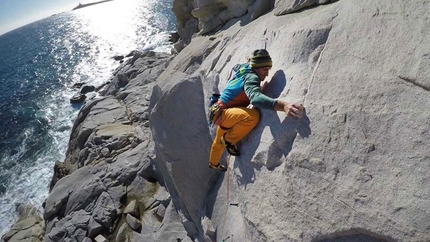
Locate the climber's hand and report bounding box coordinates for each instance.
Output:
[285,103,304,118]
[275,100,304,118]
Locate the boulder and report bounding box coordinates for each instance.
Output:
[80,85,96,94]
[16,203,40,221]
[123,200,140,218]
[70,93,86,104]
[168,31,181,43]
[87,217,103,238]
[72,82,86,88]
[172,0,199,45]
[125,50,141,58]
[49,161,69,190]
[1,216,45,242]
[125,214,141,231]
[92,191,118,229]
[1,203,45,242]
[113,55,124,61]
[94,234,107,242]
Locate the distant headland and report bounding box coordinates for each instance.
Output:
[72,0,114,10]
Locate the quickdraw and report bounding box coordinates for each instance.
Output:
[208,103,223,126]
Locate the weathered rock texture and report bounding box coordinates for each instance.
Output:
[172,0,275,50]
[171,0,338,50]
[274,0,338,15]
[161,0,430,241]
[41,51,193,242]
[4,0,430,241]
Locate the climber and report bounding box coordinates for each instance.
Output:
[208,49,304,171]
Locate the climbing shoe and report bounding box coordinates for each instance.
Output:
[209,163,227,172]
[220,135,240,156]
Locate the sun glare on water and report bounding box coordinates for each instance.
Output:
[63,0,172,87]
[73,0,172,54]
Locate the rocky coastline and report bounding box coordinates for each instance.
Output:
[3,0,430,242]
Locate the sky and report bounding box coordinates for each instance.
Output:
[0,0,94,35]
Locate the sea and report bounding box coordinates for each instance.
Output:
[0,0,175,236]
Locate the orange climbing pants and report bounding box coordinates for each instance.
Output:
[209,107,260,165]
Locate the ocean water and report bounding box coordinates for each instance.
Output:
[0,0,175,236]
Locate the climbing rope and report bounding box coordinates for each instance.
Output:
[220,154,231,241]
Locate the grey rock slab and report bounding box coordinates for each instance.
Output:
[154,203,166,219]
[73,228,87,242]
[15,203,40,221]
[274,0,335,16]
[87,217,103,238]
[115,222,132,242]
[106,185,127,212]
[150,72,219,238]
[125,214,142,231]
[65,96,129,170]
[1,216,45,242]
[64,175,105,216]
[123,200,140,218]
[100,147,110,157]
[46,210,90,242]
[139,207,162,239]
[102,51,171,96]
[100,147,146,188]
[94,234,107,242]
[44,165,103,220]
[92,191,118,230]
[133,200,190,242]
[153,201,191,242]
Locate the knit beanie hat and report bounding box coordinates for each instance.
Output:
[249,49,272,68]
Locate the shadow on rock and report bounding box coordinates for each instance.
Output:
[235,69,312,183]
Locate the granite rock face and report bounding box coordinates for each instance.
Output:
[171,0,336,50]
[154,0,430,241]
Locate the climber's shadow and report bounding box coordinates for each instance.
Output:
[236,70,311,186]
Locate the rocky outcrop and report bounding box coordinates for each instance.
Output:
[42,51,194,242]
[171,0,338,51]
[1,204,45,242]
[172,0,275,51]
[160,0,430,241]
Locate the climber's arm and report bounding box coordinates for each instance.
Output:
[244,75,304,118]
[244,75,276,109]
